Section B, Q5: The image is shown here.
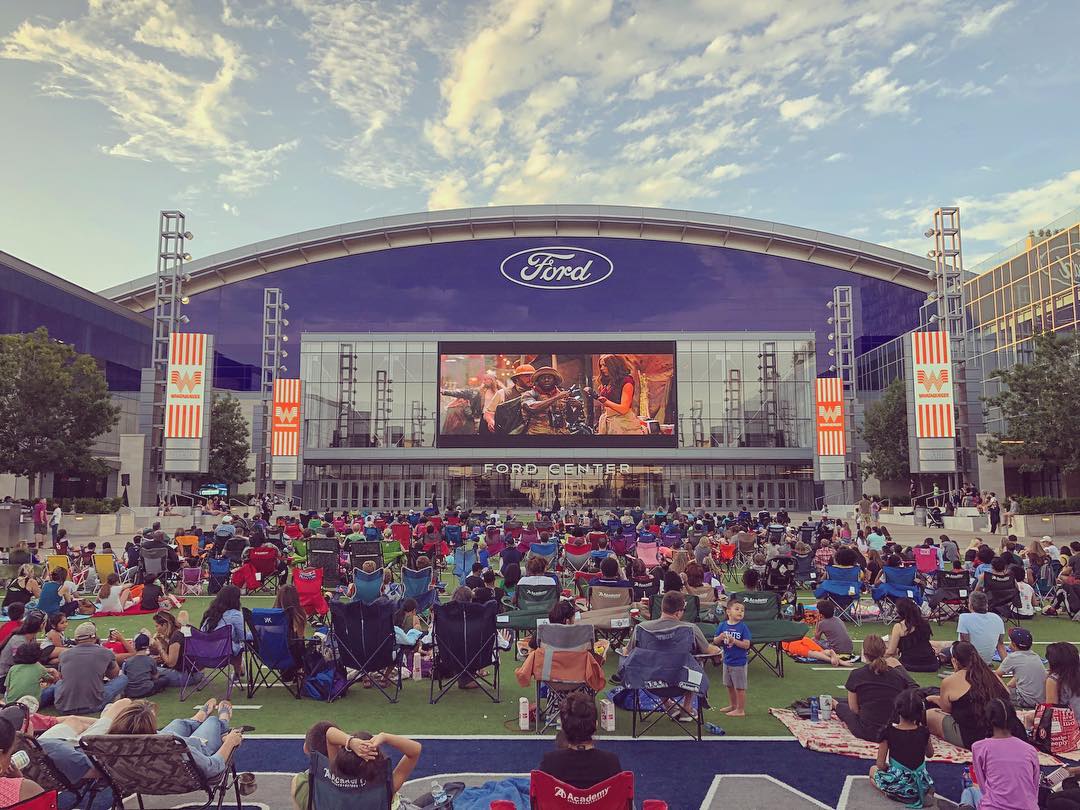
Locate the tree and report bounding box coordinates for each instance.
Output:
[858,378,910,482]
[980,331,1080,472]
[208,393,251,488]
[0,328,119,498]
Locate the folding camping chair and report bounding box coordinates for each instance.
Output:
[519,527,540,549]
[79,733,242,810]
[792,552,817,590]
[390,521,412,550]
[913,546,940,584]
[631,578,660,602]
[380,537,405,571]
[308,537,342,589]
[5,791,58,809]
[710,540,738,581]
[503,582,560,650]
[178,625,235,701]
[928,569,971,625]
[529,770,640,810]
[351,567,384,605]
[304,750,391,810]
[814,565,865,625]
[729,590,807,678]
[179,564,204,596]
[328,599,402,703]
[243,607,302,698]
[293,567,330,620]
[527,623,602,733]
[45,555,69,576]
[347,541,382,572]
[872,565,924,623]
[484,527,506,561]
[453,545,479,588]
[985,571,1023,626]
[14,732,104,809]
[287,537,309,567]
[175,534,202,563]
[634,541,661,570]
[616,624,706,740]
[92,553,118,586]
[247,545,285,593]
[561,541,592,587]
[734,532,757,569]
[582,584,634,644]
[402,566,438,615]
[220,537,248,567]
[139,546,170,586]
[444,523,463,549]
[430,600,501,704]
[207,555,232,594]
[528,541,557,571]
[762,556,796,607]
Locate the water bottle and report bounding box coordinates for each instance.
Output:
[705,722,726,736]
[431,780,449,806]
[809,696,820,722]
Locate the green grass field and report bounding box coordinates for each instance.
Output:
[21,586,1080,738]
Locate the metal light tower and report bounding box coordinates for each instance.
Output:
[151,211,192,504]
[925,206,970,483]
[257,288,288,494]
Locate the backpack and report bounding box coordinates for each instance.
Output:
[301,644,348,701]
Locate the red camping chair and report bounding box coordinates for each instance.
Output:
[6,790,59,809]
[248,545,283,592]
[293,567,329,618]
[391,522,411,549]
[528,770,636,809]
[635,541,662,570]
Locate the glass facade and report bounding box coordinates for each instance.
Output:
[965,223,1080,434]
[302,462,814,512]
[0,256,152,391]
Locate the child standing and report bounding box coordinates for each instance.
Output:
[870,688,935,808]
[123,632,162,697]
[714,600,751,717]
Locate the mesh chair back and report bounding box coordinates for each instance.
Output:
[348,541,382,569]
[432,600,499,675]
[351,568,384,605]
[329,600,397,671]
[588,585,632,610]
[536,622,594,652]
[730,590,781,621]
[245,607,295,670]
[309,537,341,587]
[308,750,391,810]
[79,734,210,797]
[140,547,168,577]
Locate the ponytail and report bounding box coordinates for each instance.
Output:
[863,634,890,674]
[985,697,1011,732]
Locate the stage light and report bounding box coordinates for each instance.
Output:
[180,296,190,305]
[828,348,835,357]
[278,365,287,372]
[826,301,834,309]
[926,250,937,259]
[182,231,194,240]
[178,314,190,325]
[181,273,192,283]
[280,350,288,359]
[281,319,289,327]
[181,254,192,262]
[281,335,288,342]
[282,303,290,311]
[924,229,935,238]
[928,314,940,323]
[828,333,835,341]
[826,316,834,325]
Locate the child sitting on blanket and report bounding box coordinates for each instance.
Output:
[870,688,935,808]
[811,600,855,667]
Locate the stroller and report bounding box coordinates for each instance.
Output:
[927,506,945,529]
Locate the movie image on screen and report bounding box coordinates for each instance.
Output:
[437,341,677,448]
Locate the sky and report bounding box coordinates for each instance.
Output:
[0,0,1078,293]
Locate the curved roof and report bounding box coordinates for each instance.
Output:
[101,204,934,310]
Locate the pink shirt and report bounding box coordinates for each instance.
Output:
[971,735,1040,810]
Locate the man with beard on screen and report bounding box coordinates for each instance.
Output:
[484,364,534,435]
[520,366,573,436]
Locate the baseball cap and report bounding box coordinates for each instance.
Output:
[134,632,151,651]
[73,622,98,642]
[1008,627,1033,649]
[1042,536,1053,543]
[222,515,233,523]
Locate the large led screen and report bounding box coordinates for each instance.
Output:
[438,341,677,448]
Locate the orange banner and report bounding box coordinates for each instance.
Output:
[815,376,845,456]
[911,331,955,439]
[165,332,208,439]
[271,378,302,457]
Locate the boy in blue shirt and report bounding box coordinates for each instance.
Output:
[714,600,752,717]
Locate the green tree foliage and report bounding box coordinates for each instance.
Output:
[858,378,910,481]
[980,331,1080,472]
[0,328,119,497]
[208,393,251,487]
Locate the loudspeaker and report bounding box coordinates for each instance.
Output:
[120,474,130,487]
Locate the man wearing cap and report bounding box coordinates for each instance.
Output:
[40,622,127,714]
[484,364,534,434]
[520,366,572,435]
[997,627,1046,708]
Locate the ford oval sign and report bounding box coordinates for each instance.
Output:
[500,246,614,290]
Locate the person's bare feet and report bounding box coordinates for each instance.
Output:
[726,710,746,717]
[717,706,734,713]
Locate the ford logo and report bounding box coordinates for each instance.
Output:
[500,246,614,290]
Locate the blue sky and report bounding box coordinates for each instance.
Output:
[1,0,1078,292]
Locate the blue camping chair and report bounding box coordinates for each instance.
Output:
[306,750,391,809]
[402,566,438,614]
[444,524,463,547]
[363,525,380,542]
[616,624,707,740]
[606,519,621,536]
[454,546,478,588]
[243,607,301,698]
[529,541,557,570]
[872,565,924,623]
[207,556,231,595]
[814,565,865,625]
[351,567,384,605]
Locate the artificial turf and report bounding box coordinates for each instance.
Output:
[21,585,1080,738]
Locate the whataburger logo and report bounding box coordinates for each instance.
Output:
[274,405,299,424]
[917,369,950,396]
[817,404,842,422]
[170,370,203,392]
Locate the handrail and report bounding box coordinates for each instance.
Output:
[168,492,196,506]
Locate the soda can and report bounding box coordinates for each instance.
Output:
[819,694,833,721]
[600,699,616,732]
[518,697,530,731]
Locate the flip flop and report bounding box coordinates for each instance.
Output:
[217,702,234,723]
[199,699,217,718]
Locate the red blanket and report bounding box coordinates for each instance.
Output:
[93,605,159,617]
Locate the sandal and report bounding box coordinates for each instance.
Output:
[217,701,233,723]
[199,699,218,718]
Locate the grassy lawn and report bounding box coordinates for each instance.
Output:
[18,588,1080,738]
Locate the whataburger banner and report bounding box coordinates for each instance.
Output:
[270,378,302,481]
[164,332,213,473]
[815,376,846,456]
[911,330,955,439]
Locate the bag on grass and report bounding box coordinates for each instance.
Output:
[1033,703,1080,754]
[301,645,348,701]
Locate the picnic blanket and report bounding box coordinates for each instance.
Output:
[770,708,1080,765]
[92,604,159,617]
[453,776,530,810]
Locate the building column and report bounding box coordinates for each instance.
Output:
[975,433,1006,496]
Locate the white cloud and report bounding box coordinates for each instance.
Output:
[708,163,747,181]
[778,95,838,131]
[0,0,295,194]
[221,0,283,29]
[958,168,1080,244]
[825,152,848,163]
[222,202,240,216]
[851,66,912,115]
[937,80,992,98]
[889,42,919,64]
[958,1,1016,39]
[427,171,470,210]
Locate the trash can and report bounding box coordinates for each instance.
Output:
[913,506,927,527]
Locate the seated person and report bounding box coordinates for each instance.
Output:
[791,599,854,668]
[885,598,940,673]
[40,621,128,713]
[393,598,424,648]
[518,555,558,588]
[36,567,77,617]
[4,641,57,703]
[140,574,183,611]
[201,585,248,682]
[471,570,500,604]
[948,592,1006,664]
[98,573,136,613]
[537,692,622,789]
[683,562,718,604]
[836,635,918,742]
[591,556,631,589]
[464,563,485,590]
[291,721,421,810]
[109,698,244,783]
[123,632,163,698]
[0,716,44,805]
[926,641,1014,749]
